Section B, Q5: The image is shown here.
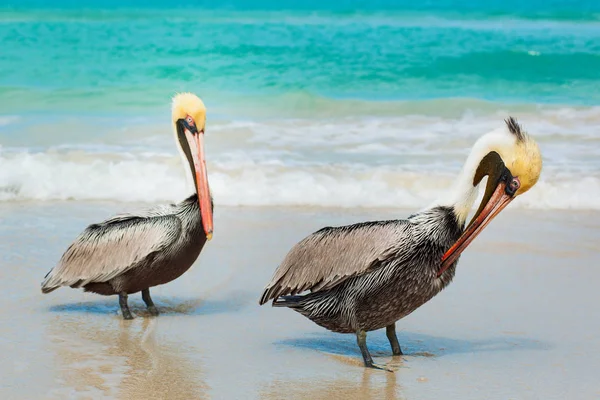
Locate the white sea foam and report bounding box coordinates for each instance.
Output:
[1,107,599,209]
[0,149,598,210]
[0,115,19,127]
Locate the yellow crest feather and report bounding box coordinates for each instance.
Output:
[496,118,542,195]
[171,92,206,129]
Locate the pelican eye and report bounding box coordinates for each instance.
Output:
[509,178,520,191]
[186,116,194,125]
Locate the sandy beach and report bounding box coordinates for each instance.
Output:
[2,0,600,398]
[1,202,599,399]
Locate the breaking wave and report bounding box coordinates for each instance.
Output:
[0,149,598,210]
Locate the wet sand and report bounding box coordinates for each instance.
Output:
[1,203,599,399]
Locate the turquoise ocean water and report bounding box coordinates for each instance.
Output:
[1,0,599,208]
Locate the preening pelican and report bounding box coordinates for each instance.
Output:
[41,93,213,319]
[259,118,542,370]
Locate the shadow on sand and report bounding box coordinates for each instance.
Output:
[277,329,550,359]
[47,292,253,317]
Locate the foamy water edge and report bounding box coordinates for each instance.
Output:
[0,150,598,210]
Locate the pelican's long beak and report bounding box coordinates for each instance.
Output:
[438,181,513,276]
[184,128,213,240]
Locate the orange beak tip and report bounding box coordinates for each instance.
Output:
[206,232,213,241]
[436,184,513,278]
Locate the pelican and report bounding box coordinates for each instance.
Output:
[41,93,213,319]
[259,117,542,370]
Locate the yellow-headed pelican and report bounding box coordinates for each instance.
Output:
[259,117,542,370]
[41,93,213,319]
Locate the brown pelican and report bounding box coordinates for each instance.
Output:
[41,93,213,319]
[259,117,542,370]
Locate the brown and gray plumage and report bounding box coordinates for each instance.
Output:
[41,93,214,319]
[259,118,543,370]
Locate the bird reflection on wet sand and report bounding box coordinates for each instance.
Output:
[262,368,404,400]
[45,314,208,399]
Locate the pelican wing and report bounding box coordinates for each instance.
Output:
[41,213,182,293]
[259,220,412,304]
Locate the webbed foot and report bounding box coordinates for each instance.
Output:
[142,288,159,317]
[119,292,134,320]
[367,362,394,372]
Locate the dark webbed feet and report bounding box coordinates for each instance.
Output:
[142,288,159,316]
[386,323,403,356]
[369,363,395,372]
[119,292,134,320]
[356,330,393,372]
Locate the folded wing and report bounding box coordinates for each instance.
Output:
[41,213,182,293]
[259,220,412,305]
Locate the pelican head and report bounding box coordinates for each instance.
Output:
[172,92,213,240]
[439,117,542,275]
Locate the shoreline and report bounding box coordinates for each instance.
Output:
[1,204,599,399]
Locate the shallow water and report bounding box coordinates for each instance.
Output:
[1,203,599,399]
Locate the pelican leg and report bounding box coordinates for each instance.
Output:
[142,288,159,316]
[356,330,393,372]
[386,323,403,356]
[119,292,134,320]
